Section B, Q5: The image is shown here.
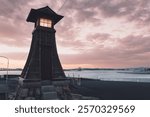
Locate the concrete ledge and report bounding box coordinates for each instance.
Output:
[52,80,70,86]
[42,92,58,100]
[41,85,56,92]
[41,80,52,85]
[71,93,82,100]
[22,82,41,88]
[81,96,99,100]
[25,97,35,100]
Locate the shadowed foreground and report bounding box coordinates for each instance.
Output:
[70,78,150,100]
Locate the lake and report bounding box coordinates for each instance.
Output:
[1,70,150,82]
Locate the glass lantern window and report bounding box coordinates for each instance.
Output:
[40,18,52,28]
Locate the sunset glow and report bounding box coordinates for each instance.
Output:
[0,0,150,69]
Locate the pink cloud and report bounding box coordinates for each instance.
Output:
[0,0,150,68]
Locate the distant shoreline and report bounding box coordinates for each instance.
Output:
[0,67,150,71]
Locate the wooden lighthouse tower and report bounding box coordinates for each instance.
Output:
[15,6,67,100]
[21,6,65,80]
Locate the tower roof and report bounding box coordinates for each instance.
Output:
[26,6,63,25]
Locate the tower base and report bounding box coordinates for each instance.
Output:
[15,78,72,100]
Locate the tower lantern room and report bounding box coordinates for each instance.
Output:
[26,6,63,28]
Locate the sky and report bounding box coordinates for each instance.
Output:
[0,0,150,69]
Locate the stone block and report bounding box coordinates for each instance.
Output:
[52,80,70,86]
[41,85,55,92]
[71,93,82,100]
[42,92,58,100]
